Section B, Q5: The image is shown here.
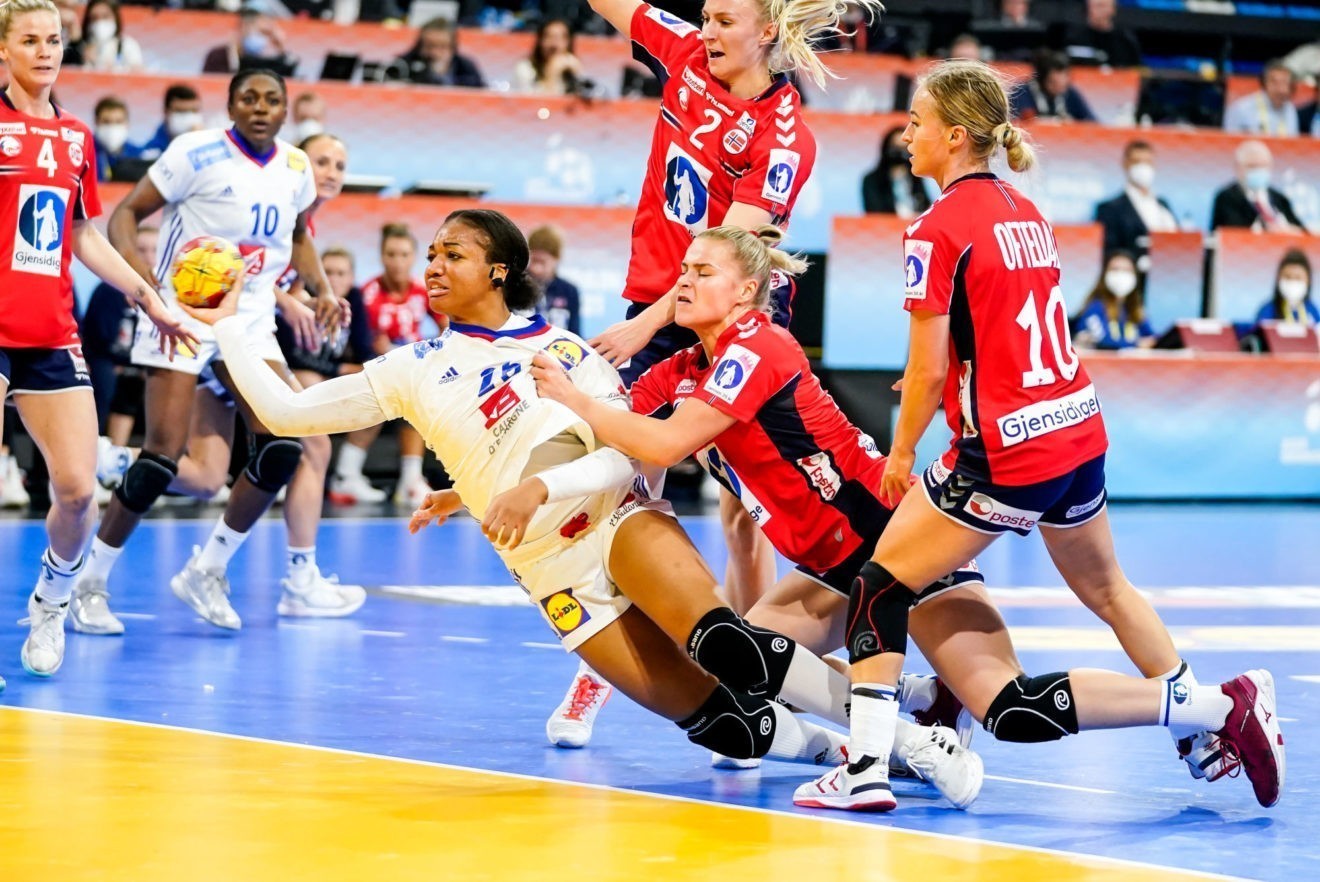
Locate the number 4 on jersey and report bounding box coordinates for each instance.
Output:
[1015,286,1079,389]
[36,139,57,178]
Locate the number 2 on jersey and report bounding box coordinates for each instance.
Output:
[1015,286,1079,388]
[689,110,721,150]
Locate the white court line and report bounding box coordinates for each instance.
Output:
[0,706,1250,882]
[985,774,1116,795]
[520,641,562,650]
[116,613,157,620]
[361,630,405,638]
[1289,675,1320,683]
[439,635,487,644]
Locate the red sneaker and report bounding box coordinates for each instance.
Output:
[1214,670,1285,808]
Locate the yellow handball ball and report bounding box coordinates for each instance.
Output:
[170,236,244,309]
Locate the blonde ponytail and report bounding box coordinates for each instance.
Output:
[991,121,1036,173]
[698,224,809,315]
[0,0,59,39]
[762,0,886,90]
[921,59,1037,172]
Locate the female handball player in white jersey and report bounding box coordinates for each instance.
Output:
[548,0,885,751]
[181,208,983,797]
[67,69,355,653]
[0,0,195,680]
[531,223,1283,812]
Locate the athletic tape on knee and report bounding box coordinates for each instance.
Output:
[686,607,795,697]
[676,684,776,760]
[114,451,178,514]
[845,561,911,663]
[983,673,1080,743]
[244,435,304,493]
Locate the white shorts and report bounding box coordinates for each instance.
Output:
[131,311,284,376]
[510,495,674,653]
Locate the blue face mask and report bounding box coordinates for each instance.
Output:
[1245,167,1271,192]
[241,33,268,56]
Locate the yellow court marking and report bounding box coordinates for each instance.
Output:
[0,707,1235,882]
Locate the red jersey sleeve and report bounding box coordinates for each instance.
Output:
[73,126,101,221]
[697,327,796,423]
[902,212,967,316]
[629,356,677,417]
[732,107,815,219]
[630,3,701,78]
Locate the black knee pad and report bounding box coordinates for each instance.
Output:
[676,684,776,760]
[687,607,795,697]
[845,561,912,663]
[114,451,178,514]
[984,673,1080,743]
[244,434,303,492]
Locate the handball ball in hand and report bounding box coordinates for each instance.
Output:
[170,236,244,308]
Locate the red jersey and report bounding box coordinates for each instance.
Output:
[631,311,889,573]
[902,174,1108,485]
[625,4,816,304]
[0,99,101,349]
[362,276,432,345]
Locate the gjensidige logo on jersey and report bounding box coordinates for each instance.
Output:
[703,343,760,405]
[13,184,69,277]
[761,148,799,206]
[904,239,933,300]
[663,143,713,232]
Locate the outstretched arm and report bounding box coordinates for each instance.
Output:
[588,0,643,38]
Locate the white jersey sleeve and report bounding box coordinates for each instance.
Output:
[147,132,219,204]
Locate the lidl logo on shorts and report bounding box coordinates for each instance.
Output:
[663,144,712,231]
[542,589,591,636]
[762,149,799,206]
[966,492,1038,531]
[547,337,587,370]
[647,6,698,37]
[703,343,760,404]
[905,239,933,300]
[13,184,68,277]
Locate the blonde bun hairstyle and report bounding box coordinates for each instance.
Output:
[921,59,1037,172]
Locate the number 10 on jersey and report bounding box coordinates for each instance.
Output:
[1015,286,1080,389]
[249,203,280,237]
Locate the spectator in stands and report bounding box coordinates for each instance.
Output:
[999,0,1039,28]
[79,0,143,72]
[526,224,582,336]
[1071,250,1156,350]
[138,83,202,161]
[55,0,83,66]
[92,96,142,182]
[1223,61,1301,138]
[203,2,298,76]
[947,33,983,62]
[861,124,933,219]
[1094,139,1179,267]
[291,91,327,144]
[1256,248,1317,326]
[1064,0,1141,68]
[393,18,485,88]
[1011,51,1097,122]
[970,0,1045,62]
[512,18,587,95]
[1211,140,1306,233]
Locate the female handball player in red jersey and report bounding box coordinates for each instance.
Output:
[532,224,1283,812]
[801,59,1283,812]
[0,0,195,680]
[179,208,979,790]
[547,0,884,750]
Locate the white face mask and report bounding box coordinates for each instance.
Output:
[1105,269,1138,298]
[88,19,116,43]
[1126,161,1155,190]
[295,119,324,143]
[1279,278,1309,305]
[167,111,202,138]
[96,122,128,153]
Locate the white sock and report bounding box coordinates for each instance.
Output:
[36,547,83,604]
[336,443,367,480]
[849,683,899,763]
[779,645,851,726]
[1157,660,1200,742]
[764,703,848,765]
[83,536,125,582]
[400,454,423,485]
[287,545,317,586]
[897,672,939,717]
[1161,681,1233,739]
[196,518,249,572]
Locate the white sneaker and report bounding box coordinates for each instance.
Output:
[793,752,897,812]
[208,483,231,507]
[546,670,613,748]
[1177,730,1240,782]
[392,476,432,509]
[712,751,763,770]
[278,568,366,618]
[328,473,386,505]
[93,483,114,507]
[902,725,984,810]
[95,437,132,489]
[170,547,241,630]
[1,457,30,509]
[0,672,5,692]
[21,592,69,677]
[69,575,125,635]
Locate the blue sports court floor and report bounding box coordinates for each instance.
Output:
[1,502,1316,880]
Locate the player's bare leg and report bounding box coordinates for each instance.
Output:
[719,490,777,615]
[170,386,235,500]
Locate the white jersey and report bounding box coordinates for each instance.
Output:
[363,315,632,559]
[149,128,315,338]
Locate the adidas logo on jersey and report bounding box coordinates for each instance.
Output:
[218,186,235,198]
[437,366,460,384]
